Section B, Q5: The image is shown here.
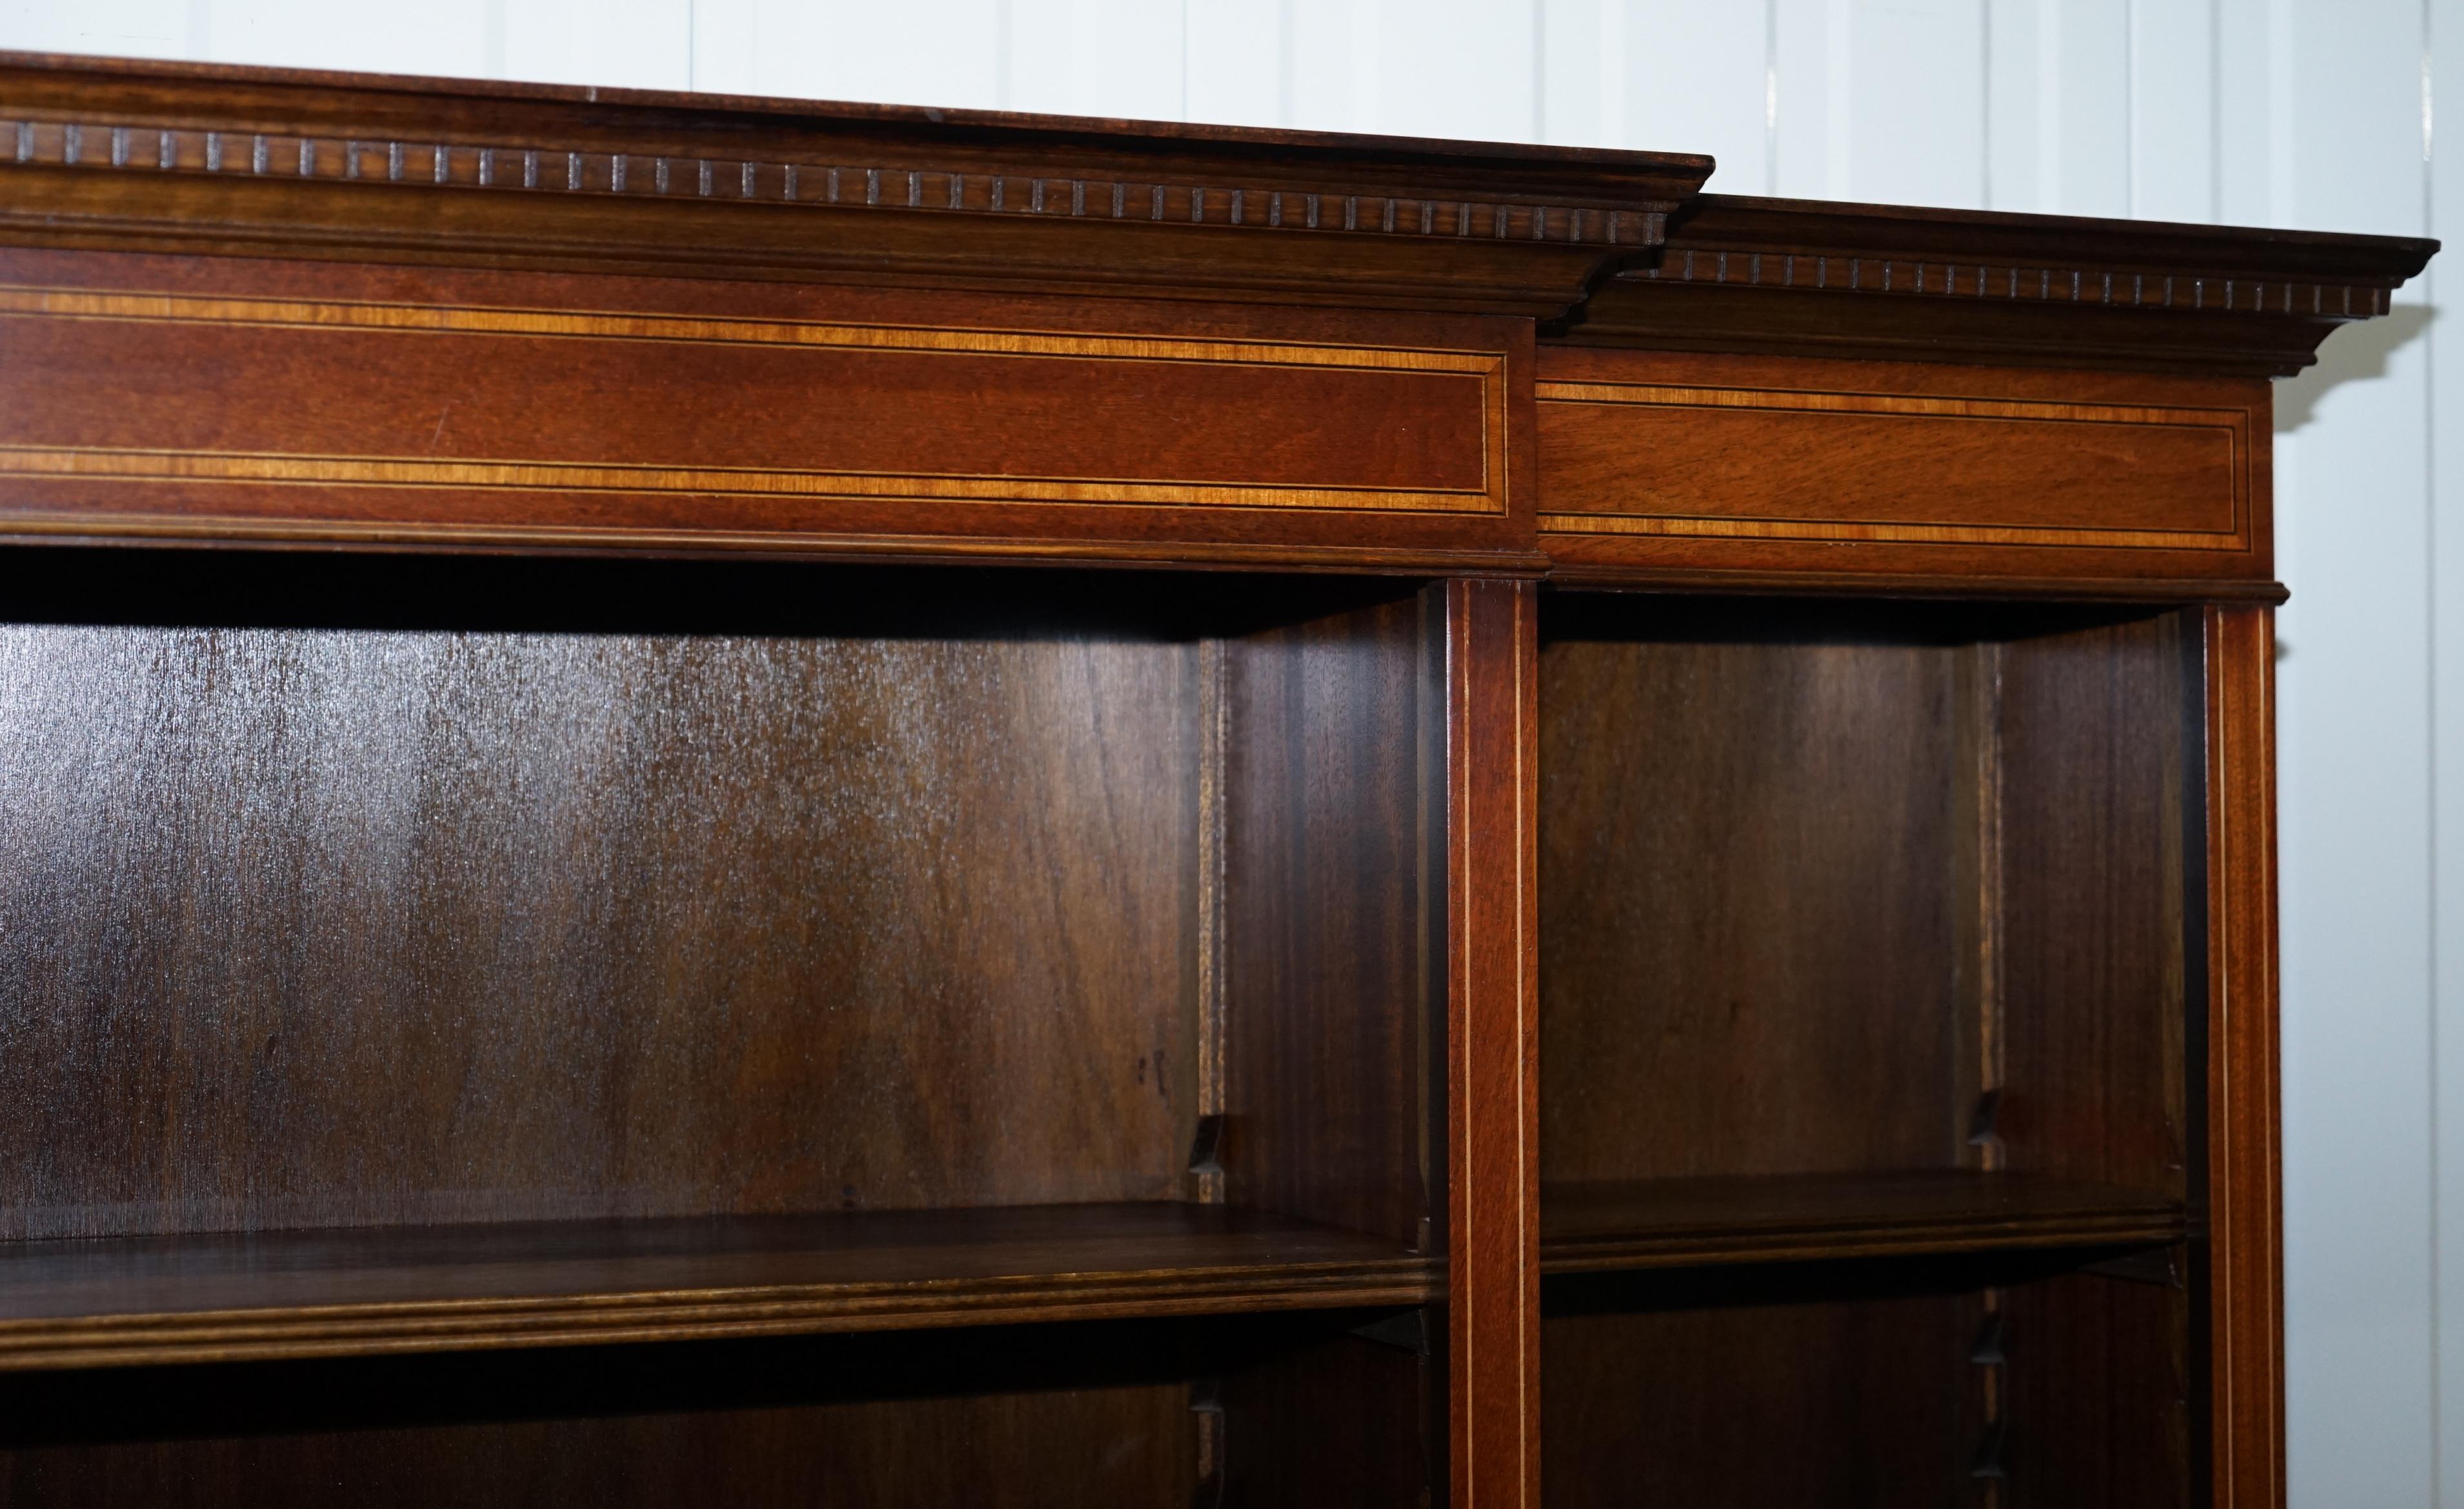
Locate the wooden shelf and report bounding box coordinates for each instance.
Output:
[1540,1172,2190,1274]
[0,1203,1436,1371]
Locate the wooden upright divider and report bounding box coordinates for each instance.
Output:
[2207,603,2287,1508]
[0,52,2429,1506]
[1446,578,1543,1509]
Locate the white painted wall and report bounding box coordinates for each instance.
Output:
[0,1,2447,1499]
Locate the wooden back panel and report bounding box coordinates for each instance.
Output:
[1996,612,2197,1195]
[1543,1260,2189,1508]
[1538,597,2196,1196]
[0,555,1218,1238]
[1539,599,1970,1180]
[1223,592,1441,1247]
[0,1315,1429,1508]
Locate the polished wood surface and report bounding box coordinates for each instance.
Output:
[0,51,1708,317]
[1538,596,2194,1198]
[1223,592,1439,1248]
[1537,347,2270,591]
[0,53,2395,1508]
[1539,601,1972,1183]
[0,550,1440,1362]
[1541,1173,2188,1272]
[0,247,1534,572]
[1567,192,2435,375]
[1996,611,2196,1198]
[0,586,1197,1239]
[0,1204,1433,1370]
[1539,380,2243,537]
[2206,605,2285,1508]
[1445,578,1541,1509]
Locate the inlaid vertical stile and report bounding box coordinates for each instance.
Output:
[1445,579,1541,1509]
[2206,604,2285,1509]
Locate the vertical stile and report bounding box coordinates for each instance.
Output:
[1445,577,1541,1509]
[2205,603,2285,1509]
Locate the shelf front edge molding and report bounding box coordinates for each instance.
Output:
[0,1265,1443,1371]
[0,1207,1444,1372]
[1539,1174,2195,1274]
[1561,194,2438,375]
[0,52,1708,317]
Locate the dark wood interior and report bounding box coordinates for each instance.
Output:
[1542,1257,2190,1508]
[1539,595,2197,1204]
[0,1311,1436,1507]
[1536,594,2203,1501]
[0,552,1443,1364]
[0,50,2426,1505]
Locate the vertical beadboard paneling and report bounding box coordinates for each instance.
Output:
[1985,0,2132,218]
[1841,0,1987,208]
[1983,0,2041,209]
[1537,0,1607,145]
[1289,0,1380,132]
[2269,0,2437,1497]
[1003,0,1182,119]
[1540,0,1768,185]
[197,0,495,77]
[1004,0,1076,114]
[687,0,1006,108]
[2436,4,2464,1505]
[2128,0,2218,221]
[1372,0,1536,142]
[1768,0,1838,197]
[2054,0,2133,215]
[1183,0,1285,128]
[0,0,199,57]
[501,0,690,91]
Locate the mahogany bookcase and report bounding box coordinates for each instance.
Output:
[0,53,2432,1507]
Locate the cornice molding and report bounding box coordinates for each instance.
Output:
[0,53,1708,317]
[0,57,2435,361]
[1559,194,2438,375]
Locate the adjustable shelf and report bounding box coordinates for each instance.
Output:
[1539,1171,2189,1274]
[0,1203,1436,1370]
[1536,595,2213,1503]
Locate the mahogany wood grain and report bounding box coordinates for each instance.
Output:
[1535,346,2272,592]
[2205,605,2283,1508]
[0,53,1708,319]
[1995,613,2196,1199]
[1223,592,1438,1248]
[0,606,1197,1237]
[2001,1267,2194,1508]
[1539,601,1970,1181]
[1543,1259,2190,1507]
[1444,578,1541,1509]
[0,56,2390,1508]
[0,550,1455,1369]
[1563,194,2435,376]
[1540,1172,2188,1273]
[0,247,1537,572]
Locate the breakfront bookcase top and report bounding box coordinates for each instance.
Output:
[0,50,2434,1508]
